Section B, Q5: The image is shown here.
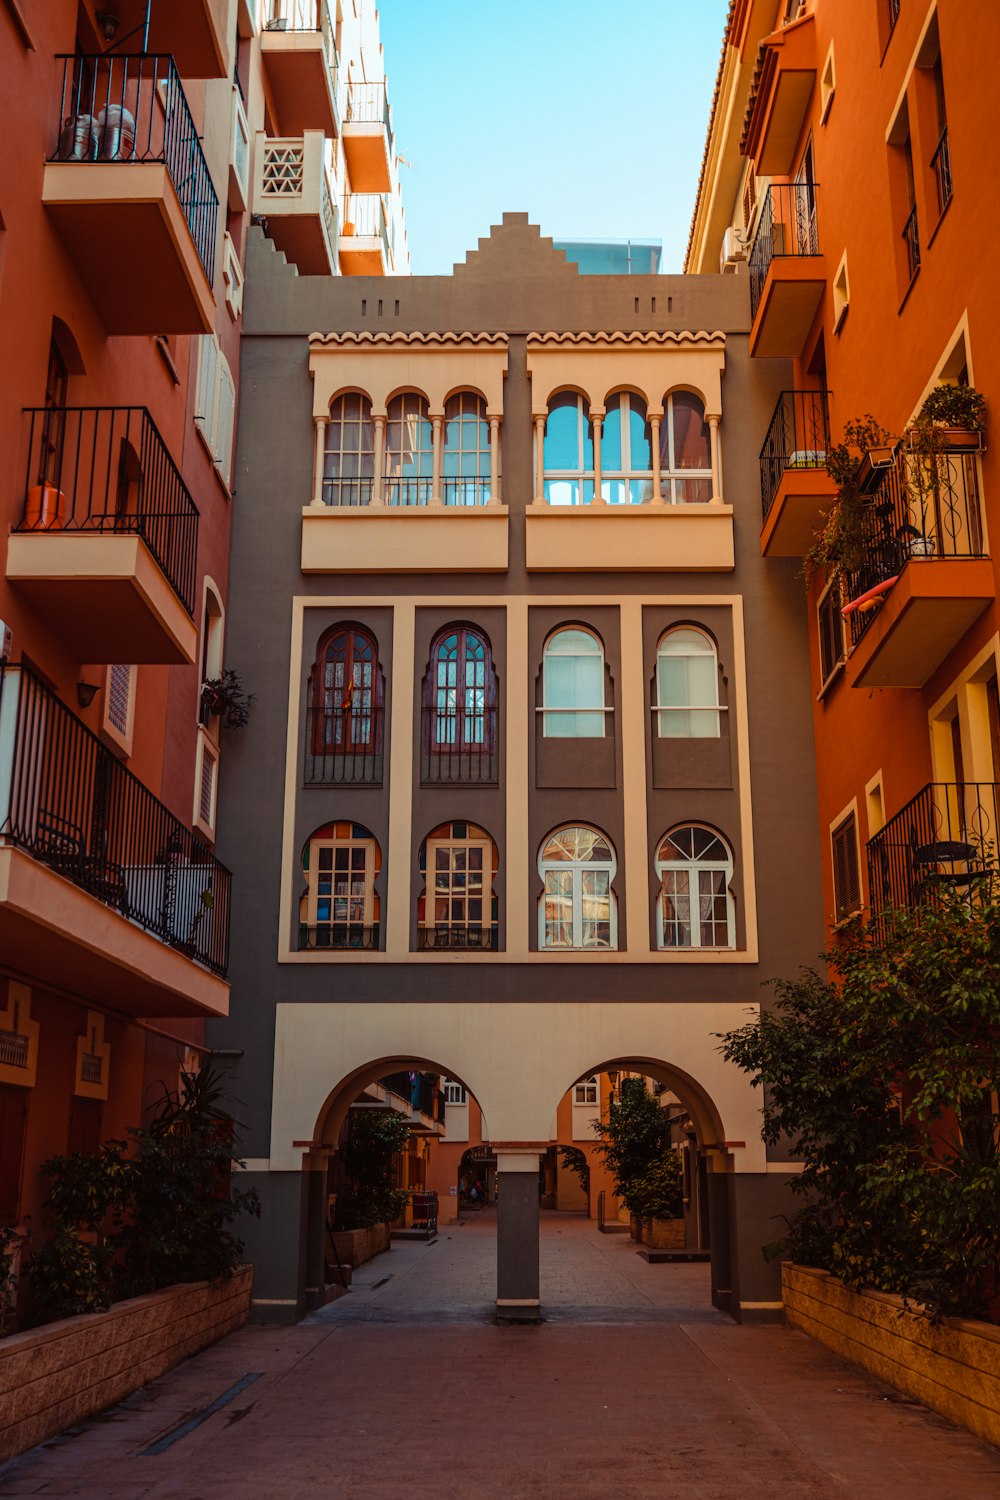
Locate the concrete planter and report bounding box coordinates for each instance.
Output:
[642,1217,685,1250]
[783,1264,1000,1448]
[330,1222,391,1268]
[0,1265,253,1463]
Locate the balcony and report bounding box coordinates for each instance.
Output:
[843,445,992,687]
[748,183,826,359]
[118,0,233,78]
[339,194,393,274]
[304,705,384,785]
[759,389,837,556]
[342,81,393,193]
[301,481,508,573]
[0,665,231,1018]
[420,707,498,785]
[524,499,734,572]
[868,782,1000,919]
[379,1071,446,1131]
[260,0,341,137]
[42,56,218,334]
[5,407,199,665]
[740,12,818,176]
[253,132,338,275]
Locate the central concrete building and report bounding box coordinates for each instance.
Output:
[215,215,825,1323]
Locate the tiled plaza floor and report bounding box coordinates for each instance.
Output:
[2,1210,998,1499]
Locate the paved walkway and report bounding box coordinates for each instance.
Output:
[2,1211,999,1499]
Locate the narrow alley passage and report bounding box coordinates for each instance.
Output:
[2,1213,998,1500]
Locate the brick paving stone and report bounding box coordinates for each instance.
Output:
[1,1210,998,1499]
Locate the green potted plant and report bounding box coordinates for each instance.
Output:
[201,668,255,730]
[592,1077,675,1237]
[906,383,986,454]
[806,415,897,588]
[631,1151,686,1250]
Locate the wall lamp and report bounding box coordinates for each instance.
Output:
[76,680,99,709]
[96,9,120,42]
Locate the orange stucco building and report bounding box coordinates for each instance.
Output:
[687,0,1000,934]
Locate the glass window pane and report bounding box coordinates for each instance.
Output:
[544,394,581,471]
[672,393,711,469]
[629,397,651,470]
[601,396,623,472]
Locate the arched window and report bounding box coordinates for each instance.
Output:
[539,826,617,950]
[385,391,433,506]
[660,392,712,504]
[542,627,607,738]
[310,625,383,768]
[574,1075,598,1104]
[323,393,374,507]
[655,628,722,738]
[443,392,491,506]
[299,821,381,949]
[543,392,594,506]
[423,625,497,783]
[601,393,653,504]
[655,826,734,950]
[418,821,498,950]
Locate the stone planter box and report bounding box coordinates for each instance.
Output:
[330,1222,391,1268]
[783,1264,1000,1448]
[0,1264,253,1463]
[642,1217,685,1250]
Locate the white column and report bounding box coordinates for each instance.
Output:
[591,412,604,506]
[385,602,415,956]
[488,415,501,505]
[311,417,328,508]
[708,415,722,504]
[533,415,546,502]
[431,413,443,505]
[371,413,386,505]
[649,413,664,505]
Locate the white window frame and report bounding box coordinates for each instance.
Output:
[538,827,618,951]
[540,627,610,738]
[543,392,594,507]
[655,826,736,950]
[223,232,245,321]
[816,578,846,694]
[306,831,377,945]
[574,1076,598,1105]
[193,725,219,840]
[654,627,724,738]
[423,831,493,942]
[194,334,236,489]
[444,1080,467,1105]
[661,392,713,505]
[600,392,653,505]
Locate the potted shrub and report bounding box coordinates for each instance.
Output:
[331,1108,410,1266]
[806,415,898,588]
[906,382,986,454]
[201,668,255,730]
[632,1152,686,1250]
[592,1077,675,1234]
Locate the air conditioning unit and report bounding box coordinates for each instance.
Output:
[720,226,747,273]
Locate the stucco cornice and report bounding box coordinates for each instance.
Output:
[308,331,509,349]
[525,330,726,350]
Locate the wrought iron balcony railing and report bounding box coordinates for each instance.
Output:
[748,181,820,320]
[843,443,984,647]
[304,704,383,785]
[932,127,953,216]
[384,475,432,507]
[417,925,499,952]
[298,923,378,950]
[759,388,831,522]
[420,706,498,785]
[17,406,199,616]
[867,782,1000,916]
[0,665,231,975]
[51,54,218,283]
[902,202,920,283]
[380,1070,442,1120]
[345,80,393,151]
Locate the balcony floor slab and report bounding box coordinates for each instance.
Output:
[750,258,826,360]
[849,559,995,688]
[760,469,838,557]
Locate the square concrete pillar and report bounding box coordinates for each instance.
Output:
[495,1150,541,1323]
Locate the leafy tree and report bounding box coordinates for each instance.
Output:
[805,414,896,587]
[591,1078,675,1217]
[334,1109,411,1230]
[721,899,1000,1321]
[557,1145,590,1201]
[629,1151,684,1222]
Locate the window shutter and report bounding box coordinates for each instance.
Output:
[818,587,843,686]
[198,740,218,831]
[832,814,861,920]
[106,664,133,738]
[216,355,236,486]
[195,335,219,451]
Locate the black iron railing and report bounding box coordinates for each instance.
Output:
[442,477,491,507]
[17,407,199,616]
[345,80,393,151]
[421,706,498,784]
[868,782,1000,916]
[342,192,390,264]
[932,128,953,216]
[417,925,498,951]
[380,1070,439,1119]
[843,444,984,647]
[902,203,920,282]
[0,665,230,975]
[322,474,373,508]
[748,181,820,320]
[298,923,378,950]
[759,389,831,522]
[304,705,383,784]
[384,476,432,507]
[51,54,218,283]
[888,0,900,28]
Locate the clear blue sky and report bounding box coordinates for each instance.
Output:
[377,0,730,276]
